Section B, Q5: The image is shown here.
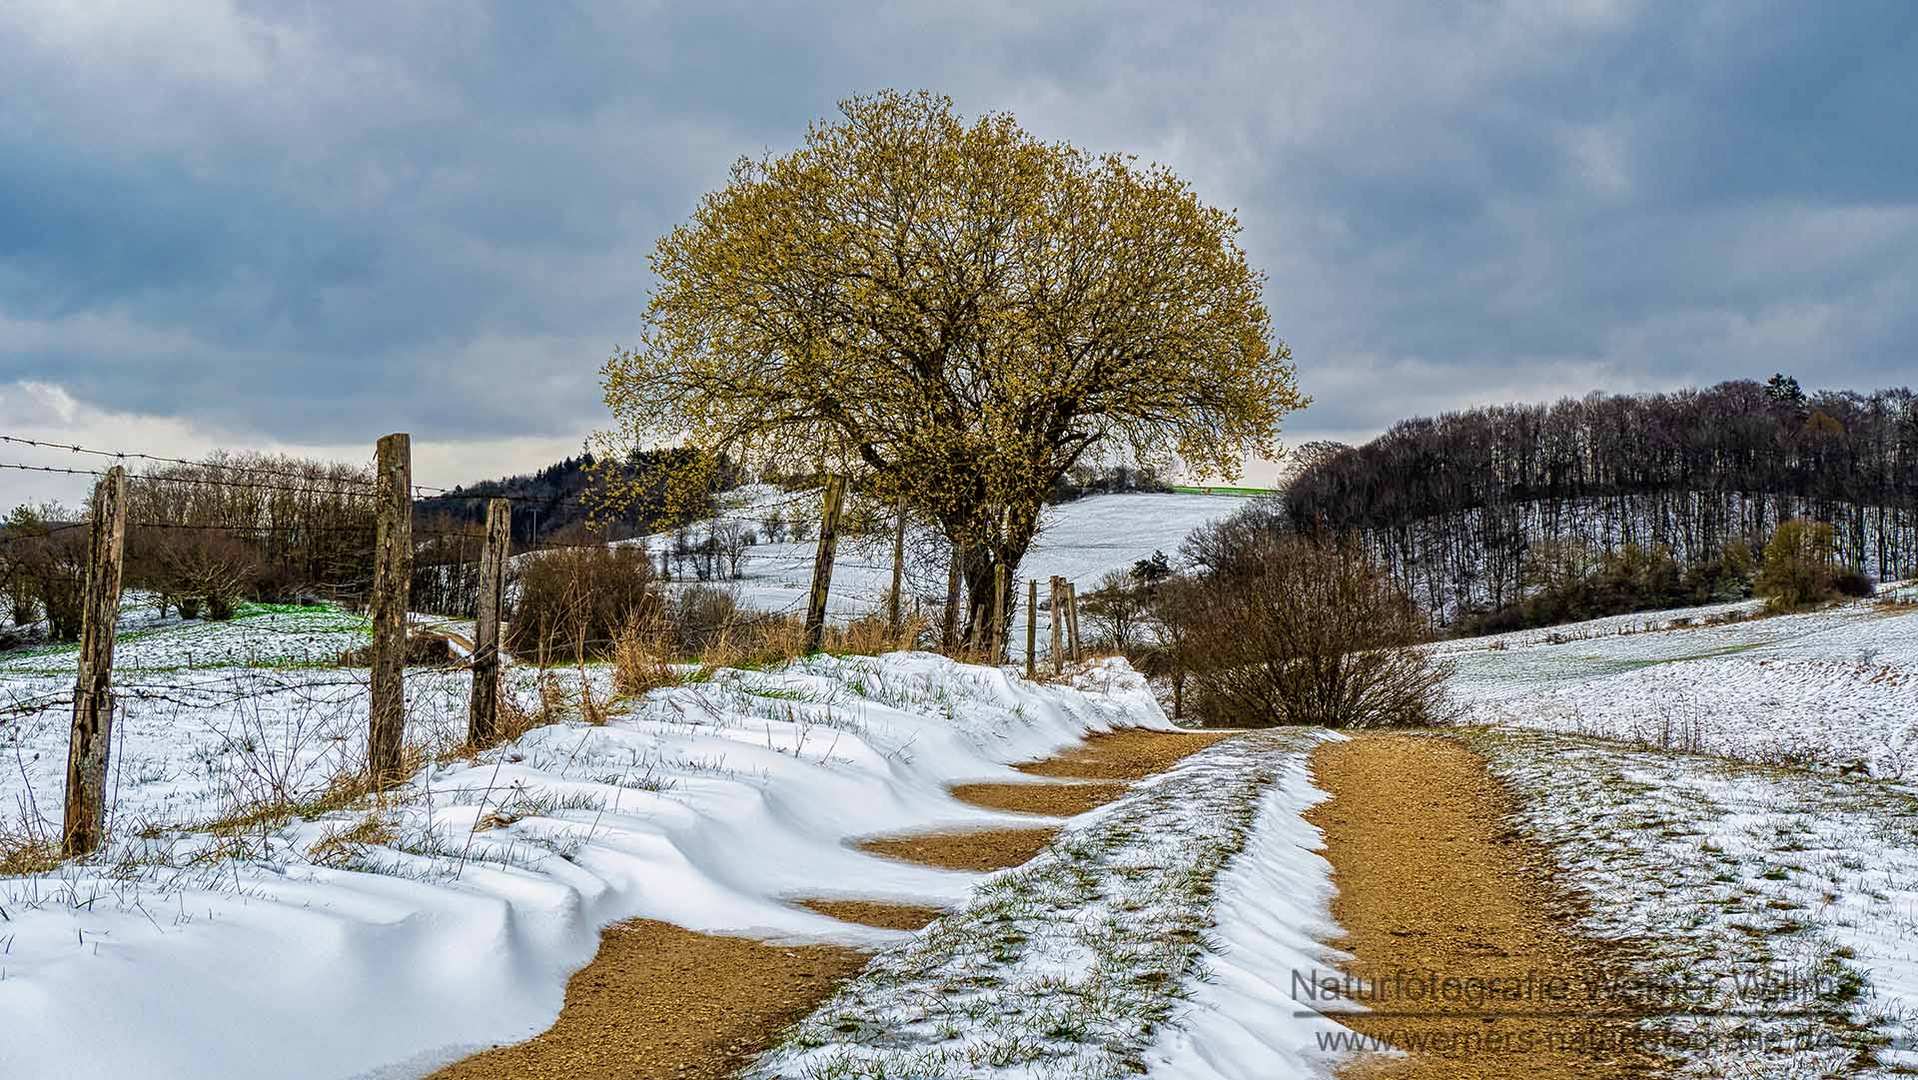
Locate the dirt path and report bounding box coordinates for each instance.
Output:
[433,727,1226,1079]
[1307,733,1658,1079]
[428,921,868,1080]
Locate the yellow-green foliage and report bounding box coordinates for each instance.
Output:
[597,89,1306,621]
[1755,518,1838,612]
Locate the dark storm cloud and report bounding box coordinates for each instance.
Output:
[0,0,1912,452]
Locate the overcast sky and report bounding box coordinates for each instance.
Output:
[3,1,1914,503]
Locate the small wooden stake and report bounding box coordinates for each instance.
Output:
[941,541,963,650]
[61,465,128,857]
[1049,576,1065,675]
[1066,582,1082,662]
[988,561,1007,663]
[804,475,846,653]
[467,498,511,746]
[887,504,906,635]
[369,433,412,786]
[1025,578,1038,678]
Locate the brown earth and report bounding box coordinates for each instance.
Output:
[1016,727,1233,781]
[858,728,1232,872]
[434,727,1228,1079]
[857,826,1060,871]
[427,919,869,1080]
[797,898,947,931]
[949,779,1131,816]
[1307,733,1660,1079]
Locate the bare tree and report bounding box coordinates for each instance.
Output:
[759,507,788,543]
[1083,568,1150,652]
[4,503,87,641]
[712,522,752,579]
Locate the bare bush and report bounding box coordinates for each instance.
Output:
[132,526,263,620]
[506,545,661,664]
[1083,568,1151,652]
[671,584,742,654]
[4,503,87,641]
[759,507,788,543]
[1166,528,1452,728]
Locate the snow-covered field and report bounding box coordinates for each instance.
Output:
[1444,593,1918,778]
[1470,728,1918,1077]
[0,599,1193,1079]
[1447,594,1918,1075]
[641,488,1248,632]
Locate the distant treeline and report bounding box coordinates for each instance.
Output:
[2,447,747,640]
[1280,377,1918,623]
[415,447,738,546]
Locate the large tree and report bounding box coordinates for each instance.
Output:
[602,90,1305,642]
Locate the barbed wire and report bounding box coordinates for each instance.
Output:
[0,434,378,486]
[2,432,837,526]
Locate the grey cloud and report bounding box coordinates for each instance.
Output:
[0,0,1912,459]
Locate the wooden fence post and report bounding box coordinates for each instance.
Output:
[804,475,846,653]
[467,498,511,746]
[887,504,906,635]
[1066,582,1083,662]
[988,561,1007,663]
[1025,578,1038,678]
[369,433,412,786]
[1049,576,1065,674]
[941,542,963,650]
[61,465,128,857]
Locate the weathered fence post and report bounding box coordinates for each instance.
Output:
[941,542,963,650]
[988,561,1007,663]
[1026,578,1038,678]
[369,433,412,786]
[804,475,846,653]
[61,465,128,857]
[887,504,906,636]
[1066,582,1083,662]
[1049,576,1065,674]
[467,498,511,746]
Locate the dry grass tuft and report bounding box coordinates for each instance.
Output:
[825,612,930,657]
[307,812,398,868]
[0,832,61,876]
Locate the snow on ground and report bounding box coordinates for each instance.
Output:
[1450,594,1918,1074]
[0,598,1176,1079]
[1,601,370,676]
[1146,735,1354,1080]
[640,489,1249,634]
[752,730,1355,1080]
[1444,594,1918,778]
[1467,728,1918,1077]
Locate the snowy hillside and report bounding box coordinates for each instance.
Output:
[639,489,1250,624]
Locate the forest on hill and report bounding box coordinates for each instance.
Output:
[415,447,738,546]
[1280,376,1918,627]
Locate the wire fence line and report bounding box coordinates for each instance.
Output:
[3,428,1090,865]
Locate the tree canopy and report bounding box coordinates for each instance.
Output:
[600,90,1304,640]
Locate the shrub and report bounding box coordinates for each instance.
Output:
[337,633,455,667]
[4,505,88,641]
[506,545,661,663]
[1755,518,1839,612]
[1165,527,1452,728]
[1832,569,1877,599]
[1454,539,1760,637]
[671,584,742,654]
